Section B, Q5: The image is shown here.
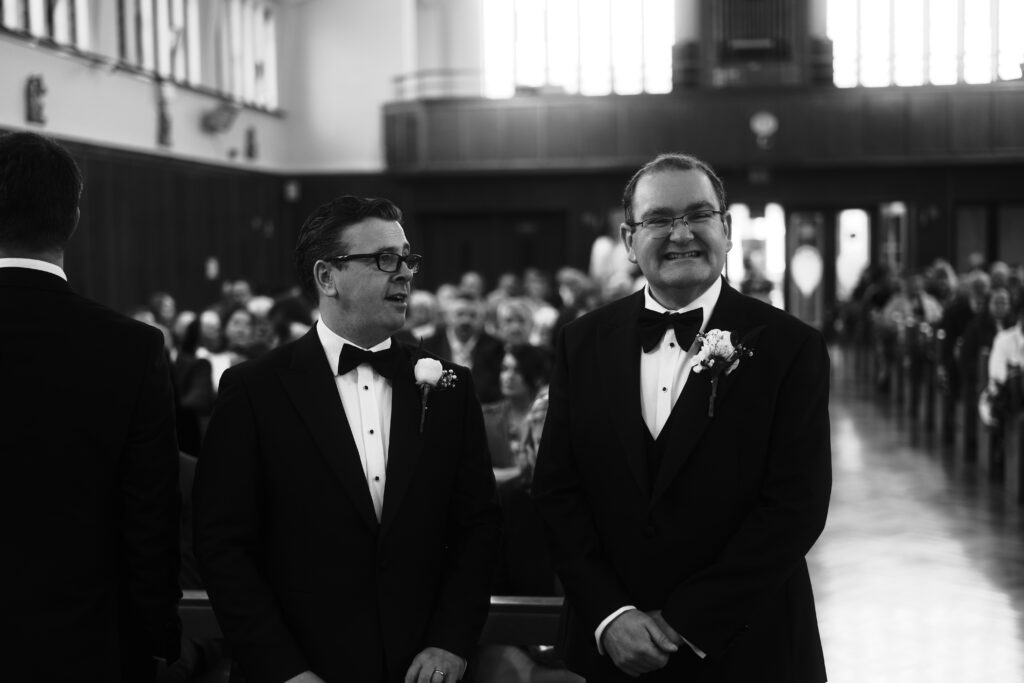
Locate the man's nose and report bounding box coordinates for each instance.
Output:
[667,218,694,239]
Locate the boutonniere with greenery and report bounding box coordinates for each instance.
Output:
[691,329,754,417]
[414,358,457,433]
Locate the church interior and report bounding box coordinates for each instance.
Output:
[3,0,1024,681]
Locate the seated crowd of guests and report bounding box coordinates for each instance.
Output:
[841,256,1024,451]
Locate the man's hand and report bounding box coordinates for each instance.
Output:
[646,609,685,648]
[284,672,326,683]
[601,609,678,677]
[404,646,467,683]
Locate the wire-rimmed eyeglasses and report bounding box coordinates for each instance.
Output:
[626,209,725,236]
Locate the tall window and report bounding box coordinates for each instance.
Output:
[829,0,1024,87]
[118,0,200,83]
[1,0,92,49]
[483,0,674,98]
[214,0,278,108]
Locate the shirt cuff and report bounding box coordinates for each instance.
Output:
[594,606,637,655]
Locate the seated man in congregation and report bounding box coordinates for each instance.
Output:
[421,290,504,403]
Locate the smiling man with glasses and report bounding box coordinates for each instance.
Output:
[534,153,831,683]
[195,195,500,683]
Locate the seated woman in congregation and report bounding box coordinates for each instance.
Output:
[477,344,581,683]
[483,343,551,485]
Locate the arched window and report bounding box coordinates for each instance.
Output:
[829,0,1024,87]
[483,0,674,98]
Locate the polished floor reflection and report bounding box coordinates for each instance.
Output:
[811,350,1024,683]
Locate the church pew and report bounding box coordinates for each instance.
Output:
[179,591,565,645]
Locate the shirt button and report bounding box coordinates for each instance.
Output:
[373,476,380,482]
[369,429,375,434]
[662,387,667,392]
[363,385,369,390]
[669,342,675,348]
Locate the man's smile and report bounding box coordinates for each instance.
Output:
[663,248,703,260]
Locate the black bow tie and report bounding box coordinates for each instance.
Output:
[337,344,398,380]
[638,308,703,353]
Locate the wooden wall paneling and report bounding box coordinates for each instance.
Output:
[907,90,949,157]
[824,92,863,162]
[461,104,502,165]
[501,103,542,161]
[385,107,419,169]
[949,90,993,154]
[752,94,796,164]
[700,97,748,163]
[545,100,582,160]
[997,206,1024,265]
[863,90,909,160]
[992,88,1024,152]
[426,104,464,165]
[576,101,618,161]
[620,98,667,160]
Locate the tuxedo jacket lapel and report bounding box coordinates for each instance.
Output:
[277,330,379,531]
[600,291,649,497]
[650,281,763,508]
[379,343,424,539]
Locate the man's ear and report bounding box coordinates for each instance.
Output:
[313,260,337,298]
[620,223,637,264]
[722,212,733,253]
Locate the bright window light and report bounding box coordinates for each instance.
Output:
[828,0,1024,87]
[484,0,674,98]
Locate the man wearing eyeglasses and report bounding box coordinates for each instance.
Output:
[534,153,831,682]
[194,195,500,683]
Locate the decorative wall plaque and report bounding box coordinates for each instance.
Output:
[25,75,47,124]
[157,87,172,147]
[245,127,258,160]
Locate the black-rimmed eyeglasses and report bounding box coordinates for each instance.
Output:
[329,252,423,274]
[626,209,725,236]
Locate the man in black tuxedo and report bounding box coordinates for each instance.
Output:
[533,153,831,682]
[420,292,504,404]
[0,132,181,681]
[193,195,501,683]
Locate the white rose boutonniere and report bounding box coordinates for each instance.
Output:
[414,358,457,432]
[691,329,754,417]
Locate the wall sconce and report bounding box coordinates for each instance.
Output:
[201,102,240,134]
[749,111,779,150]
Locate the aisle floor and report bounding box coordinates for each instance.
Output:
[811,351,1024,682]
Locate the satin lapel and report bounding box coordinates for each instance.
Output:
[650,281,756,508]
[277,330,378,531]
[379,343,424,539]
[601,291,649,497]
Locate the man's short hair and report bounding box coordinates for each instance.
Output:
[0,132,83,251]
[294,195,403,302]
[621,152,727,224]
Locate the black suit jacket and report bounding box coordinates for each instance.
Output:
[0,267,182,682]
[533,281,831,682]
[193,329,501,683]
[420,328,504,404]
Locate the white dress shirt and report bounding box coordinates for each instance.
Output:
[316,320,393,522]
[0,257,67,280]
[446,328,477,369]
[640,277,722,439]
[594,277,723,659]
[989,323,1024,385]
